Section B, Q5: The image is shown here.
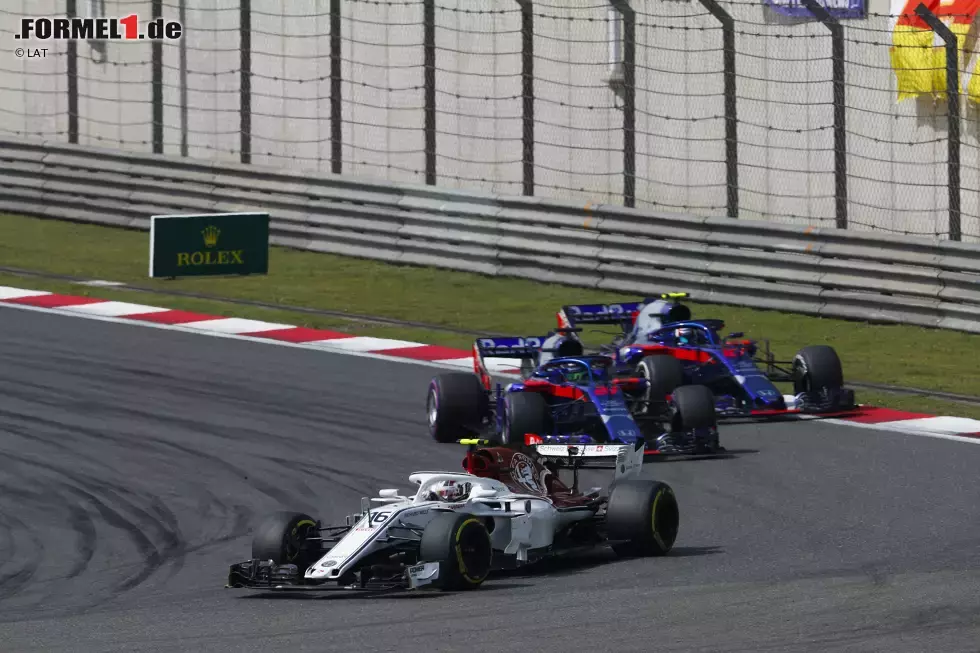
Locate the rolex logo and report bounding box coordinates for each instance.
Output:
[202,225,220,248]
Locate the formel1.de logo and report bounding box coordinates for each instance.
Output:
[15,15,182,41]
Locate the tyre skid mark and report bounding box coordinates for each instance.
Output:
[0,511,44,602]
[0,452,183,603]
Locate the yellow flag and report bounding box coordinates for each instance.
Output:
[891,0,946,101]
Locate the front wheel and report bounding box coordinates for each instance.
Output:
[792,345,844,395]
[669,384,716,431]
[606,480,679,557]
[251,511,319,569]
[418,512,493,590]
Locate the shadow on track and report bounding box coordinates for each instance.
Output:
[649,448,760,463]
[497,544,724,580]
[237,581,533,601]
[233,546,724,601]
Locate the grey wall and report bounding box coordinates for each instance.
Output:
[2,0,978,242]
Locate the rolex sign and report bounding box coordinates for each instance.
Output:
[149,212,270,278]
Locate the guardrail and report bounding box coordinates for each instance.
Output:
[1,137,979,333]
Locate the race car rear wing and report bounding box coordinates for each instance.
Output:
[524,435,645,481]
[458,437,645,490]
[556,294,692,330]
[556,302,644,329]
[472,336,550,388]
[474,336,548,359]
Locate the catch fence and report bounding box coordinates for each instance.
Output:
[2,0,979,242]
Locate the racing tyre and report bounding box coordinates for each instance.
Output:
[669,384,716,431]
[606,480,679,557]
[418,512,493,591]
[637,355,685,415]
[251,512,319,568]
[501,391,552,445]
[427,373,489,443]
[792,345,844,395]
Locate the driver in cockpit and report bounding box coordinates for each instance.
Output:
[428,479,471,503]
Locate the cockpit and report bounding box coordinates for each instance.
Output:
[638,321,725,348]
[533,356,615,386]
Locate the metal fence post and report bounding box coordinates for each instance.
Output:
[330,0,342,174]
[698,0,737,218]
[66,0,78,144]
[518,0,534,196]
[915,3,961,241]
[179,0,188,156]
[423,0,436,185]
[240,0,252,164]
[151,0,163,153]
[802,0,847,230]
[610,0,635,208]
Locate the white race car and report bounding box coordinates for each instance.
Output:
[227,439,679,593]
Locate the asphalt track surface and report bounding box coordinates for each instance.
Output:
[1,308,980,652]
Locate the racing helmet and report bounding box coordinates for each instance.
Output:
[675,327,695,345]
[561,363,589,384]
[429,479,471,502]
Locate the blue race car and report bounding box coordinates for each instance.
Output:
[553,293,856,418]
[425,333,722,457]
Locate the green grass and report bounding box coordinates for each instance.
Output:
[2,212,980,417]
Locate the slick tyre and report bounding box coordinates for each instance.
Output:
[637,355,685,415]
[501,391,552,445]
[419,512,493,591]
[606,480,679,557]
[427,373,489,443]
[669,384,717,431]
[792,345,844,395]
[251,512,319,568]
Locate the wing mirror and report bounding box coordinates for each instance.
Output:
[470,486,499,499]
[378,488,401,498]
[728,332,744,339]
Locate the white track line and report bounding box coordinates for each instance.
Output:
[0,288,52,300]
[826,418,980,445]
[307,336,429,352]
[65,301,171,317]
[177,318,297,333]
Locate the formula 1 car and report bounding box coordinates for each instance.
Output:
[226,439,678,593]
[425,334,721,457]
[554,293,856,418]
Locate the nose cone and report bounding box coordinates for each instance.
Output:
[755,394,786,410]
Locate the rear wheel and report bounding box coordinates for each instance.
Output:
[669,384,716,431]
[427,373,489,443]
[418,513,493,590]
[501,392,552,445]
[606,480,679,557]
[637,355,685,415]
[792,345,844,396]
[252,511,319,569]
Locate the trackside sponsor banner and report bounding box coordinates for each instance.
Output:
[149,212,270,279]
[763,0,866,18]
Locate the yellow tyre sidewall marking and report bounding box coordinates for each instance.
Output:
[287,519,316,561]
[651,489,667,551]
[454,518,488,585]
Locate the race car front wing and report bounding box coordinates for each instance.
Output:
[226,558,441,593]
